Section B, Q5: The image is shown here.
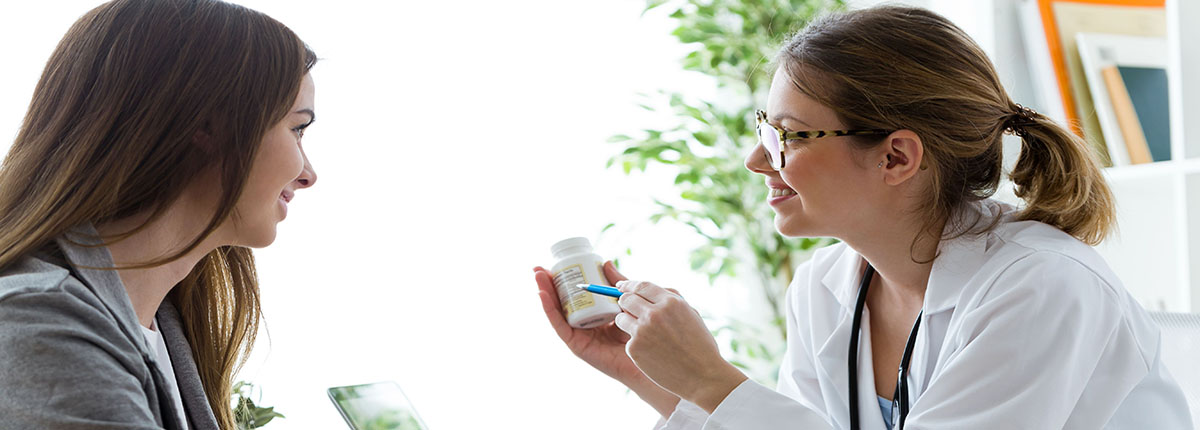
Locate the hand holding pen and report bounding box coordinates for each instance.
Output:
[605,278,748,414]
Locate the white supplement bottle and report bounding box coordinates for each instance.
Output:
[550,237,622,329]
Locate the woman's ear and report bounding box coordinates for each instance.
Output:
[192,124,214,154]
[881,129,924,186]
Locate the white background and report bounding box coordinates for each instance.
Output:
[0,1,764,429]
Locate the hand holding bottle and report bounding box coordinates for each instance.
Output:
[534,261,681,417]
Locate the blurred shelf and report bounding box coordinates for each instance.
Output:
[1104,157,1200,182]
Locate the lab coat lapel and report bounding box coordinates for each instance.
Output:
[814,302,890,429]
[909,200,996,397]
[820,245,864,313]
[814,245,889,429]
[814,304,855,429]
[811,200,1002,425]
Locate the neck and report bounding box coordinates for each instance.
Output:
[95,207,219,330]
[842,214,945,304]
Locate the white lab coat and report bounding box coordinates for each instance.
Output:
[654,199,1193,429]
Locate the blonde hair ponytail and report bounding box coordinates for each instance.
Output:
[1007,105,1115,245]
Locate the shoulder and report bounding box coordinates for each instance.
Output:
[0,252,74,300]
[982,209,1123,303]
[0,253,134,361]
[0,256,153,424]
[0,252,116,329]
[947,199,1119,298]
[955,202,1154,346]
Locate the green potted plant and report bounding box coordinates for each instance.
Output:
[232,381,285,430]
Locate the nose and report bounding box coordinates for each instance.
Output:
[745,140,773,176]
[295,148,317,189]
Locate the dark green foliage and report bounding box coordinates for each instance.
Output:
[233,381,285,430]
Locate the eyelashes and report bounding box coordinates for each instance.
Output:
[293,120,314,138]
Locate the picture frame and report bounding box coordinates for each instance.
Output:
[1076,33,1169,166]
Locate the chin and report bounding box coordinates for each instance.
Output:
[773,213,819,238]
[239,226,278,248]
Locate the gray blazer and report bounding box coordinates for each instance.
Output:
[0,224,219,430]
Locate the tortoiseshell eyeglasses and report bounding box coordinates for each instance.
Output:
[755,110,892,170]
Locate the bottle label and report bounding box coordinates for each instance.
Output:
[598,262,617,304]
[553,264,594,316]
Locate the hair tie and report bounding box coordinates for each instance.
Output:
[1004,103,1038,137]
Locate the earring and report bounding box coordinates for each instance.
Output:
[877,161,885,168]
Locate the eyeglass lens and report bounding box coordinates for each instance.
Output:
[757,123,781,168]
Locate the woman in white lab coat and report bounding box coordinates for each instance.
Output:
[533,5,1192,429]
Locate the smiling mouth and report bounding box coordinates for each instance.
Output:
[769,188,797,198]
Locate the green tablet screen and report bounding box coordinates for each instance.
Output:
[327,381,428,430]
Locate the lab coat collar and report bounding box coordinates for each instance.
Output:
[924,200,1006,315]
[819,200,1004,316]
[814,307,891,430]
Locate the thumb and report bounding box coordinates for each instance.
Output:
[602,261,627,285]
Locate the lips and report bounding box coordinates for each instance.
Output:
[766,181,795,195]
[279,190,294,203]
[769,188,797,197]
[766,181,796,206]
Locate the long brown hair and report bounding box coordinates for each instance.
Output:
[777,6,1115,248]
[0,0,316,427]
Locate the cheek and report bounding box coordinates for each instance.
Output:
[778,148,827,191]
[245,132,302,198]
[262,133,303,181]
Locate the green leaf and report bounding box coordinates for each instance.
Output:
[693,131,718,146]
[644,0,670,14]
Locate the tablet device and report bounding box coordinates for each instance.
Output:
[327,381,429,430]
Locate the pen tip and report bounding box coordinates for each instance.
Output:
[575,284,589,289]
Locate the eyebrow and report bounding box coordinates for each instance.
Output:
[770,112,811,128]
[296,108,316,122]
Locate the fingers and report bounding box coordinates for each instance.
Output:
[616,279,676,303]
[617,291,654,318]
[603,261,628,285]
[534,267,573,341]
[614,312,637,335]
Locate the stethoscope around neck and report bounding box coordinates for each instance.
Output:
[849,264,923,430]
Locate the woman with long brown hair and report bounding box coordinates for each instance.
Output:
[0,0,317,429]
[534,5,1192,429]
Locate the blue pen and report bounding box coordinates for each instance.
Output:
[575,284,623,298]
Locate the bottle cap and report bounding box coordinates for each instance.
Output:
[551,237,593,259]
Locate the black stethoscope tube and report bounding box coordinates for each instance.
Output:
[849,264,923,430]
